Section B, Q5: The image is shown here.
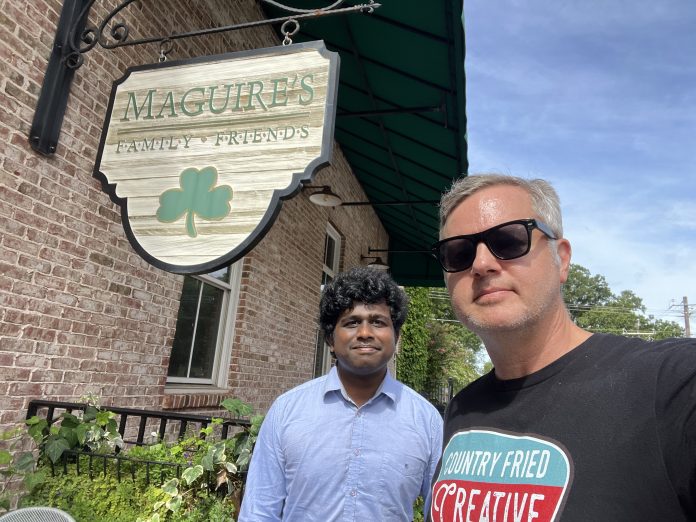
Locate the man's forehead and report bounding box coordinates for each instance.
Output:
[340,300,390,317]
[444,185,532,231]
[469,184,530,207]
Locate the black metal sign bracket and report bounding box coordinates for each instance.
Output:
[29,0,90,155]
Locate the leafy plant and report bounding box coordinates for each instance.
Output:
[10,397,263,521]
[413,495,425,522]
[26,405,123,465]
[20,470,157,521]
[397,287,431,391]
[0,427,45,512]
[137,400,263,522]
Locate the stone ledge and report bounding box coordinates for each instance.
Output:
[161,389,229,410]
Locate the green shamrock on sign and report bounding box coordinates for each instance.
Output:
[156,166,233,238]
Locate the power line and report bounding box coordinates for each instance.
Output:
[428,293,683,318]
[669,296,694,337]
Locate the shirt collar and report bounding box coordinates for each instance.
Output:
[324,365,399,404]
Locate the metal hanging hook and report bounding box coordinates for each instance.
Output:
[281,19,300,46]
[158,38,173,62]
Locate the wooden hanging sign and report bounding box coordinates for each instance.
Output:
[94,41,339,274]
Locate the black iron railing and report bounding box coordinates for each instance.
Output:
[48,449,182,485]
[26,399,252,487]
[26,399,250,447]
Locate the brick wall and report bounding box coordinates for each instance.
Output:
[0,0,387,431]
[229,147,388,412]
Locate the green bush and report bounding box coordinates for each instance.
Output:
[397,287,431,391]
[20,469,237,522]
[1,426,44,511]
[3,397,263,522]
[20,470,154,522]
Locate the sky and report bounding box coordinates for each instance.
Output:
[462,1,696,330]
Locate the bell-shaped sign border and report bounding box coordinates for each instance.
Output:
[93,41,339,274]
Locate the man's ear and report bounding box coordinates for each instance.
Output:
[557,238,572,284]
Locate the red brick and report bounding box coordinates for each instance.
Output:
[21,327,56,343]
[14,354,49,368]
[30,370,65,382]
[2,368,31,382]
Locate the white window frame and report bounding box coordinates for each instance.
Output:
[322,224,341,282]
[314,225,341,377]
[166,261,242,389]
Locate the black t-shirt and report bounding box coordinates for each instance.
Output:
[429,334,696,521]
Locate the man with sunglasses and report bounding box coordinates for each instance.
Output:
[428,174,696,521]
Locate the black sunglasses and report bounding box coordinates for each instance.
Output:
[431,219,558,273]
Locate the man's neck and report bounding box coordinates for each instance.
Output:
[336,365,387,407]
[481,311,592,380]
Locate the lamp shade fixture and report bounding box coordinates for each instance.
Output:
[307,186,342,207]
[361,255,389,271]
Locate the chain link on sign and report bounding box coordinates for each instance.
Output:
[281,19,300,45]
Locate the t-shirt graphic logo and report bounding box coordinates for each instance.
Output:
[431,429,572,522]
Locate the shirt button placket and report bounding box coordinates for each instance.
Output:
[344,408,364,521]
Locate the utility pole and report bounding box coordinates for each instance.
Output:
[671,296,694,337]
[683,296,692,338]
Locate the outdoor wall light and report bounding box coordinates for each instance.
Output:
[304,185,343,207]
[361,255,390,271]
[304,184,439,208]
[368,247,431,254]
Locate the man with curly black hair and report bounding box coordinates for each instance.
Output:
[240,267,443,522]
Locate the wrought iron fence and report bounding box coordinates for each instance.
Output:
[26,399,250,448]
[26,399,252,487]
[47,449,183,486]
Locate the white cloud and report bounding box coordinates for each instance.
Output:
[548,176,696,322]
[463,0,696,327]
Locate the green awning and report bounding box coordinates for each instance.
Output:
[263,1,468,286]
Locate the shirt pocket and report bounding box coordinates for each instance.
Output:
[381,449,427,478]
[379,449,427,519]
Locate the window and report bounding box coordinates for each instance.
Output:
[167,262,242,387]
[314,225,341,377]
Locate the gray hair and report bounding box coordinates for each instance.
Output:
[439,173,564,238]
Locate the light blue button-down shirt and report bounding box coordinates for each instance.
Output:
[239,367,443,521]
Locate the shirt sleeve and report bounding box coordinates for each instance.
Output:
[655,340,696,519]
[238,399,287,521]
[421,408,444,515]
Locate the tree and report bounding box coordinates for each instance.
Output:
[563,264,613,321]
[425,320,482,393]
[398,287,484,403]
[396,287,430,391]
[564,264,683,340]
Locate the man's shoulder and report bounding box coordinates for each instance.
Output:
[393,379,444,418]
[271,374,329,407]
[591,333,696,362]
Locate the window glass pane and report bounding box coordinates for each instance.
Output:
[314,330,327,377]
[321,272,332,286]
[189,283,225,378]
[324,235,336,269]
[167,277,202,378]
[315,227,340,377]
[207,266,229,284]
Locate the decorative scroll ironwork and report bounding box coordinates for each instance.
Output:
[29,0,379,155]
[65,0,380,69]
